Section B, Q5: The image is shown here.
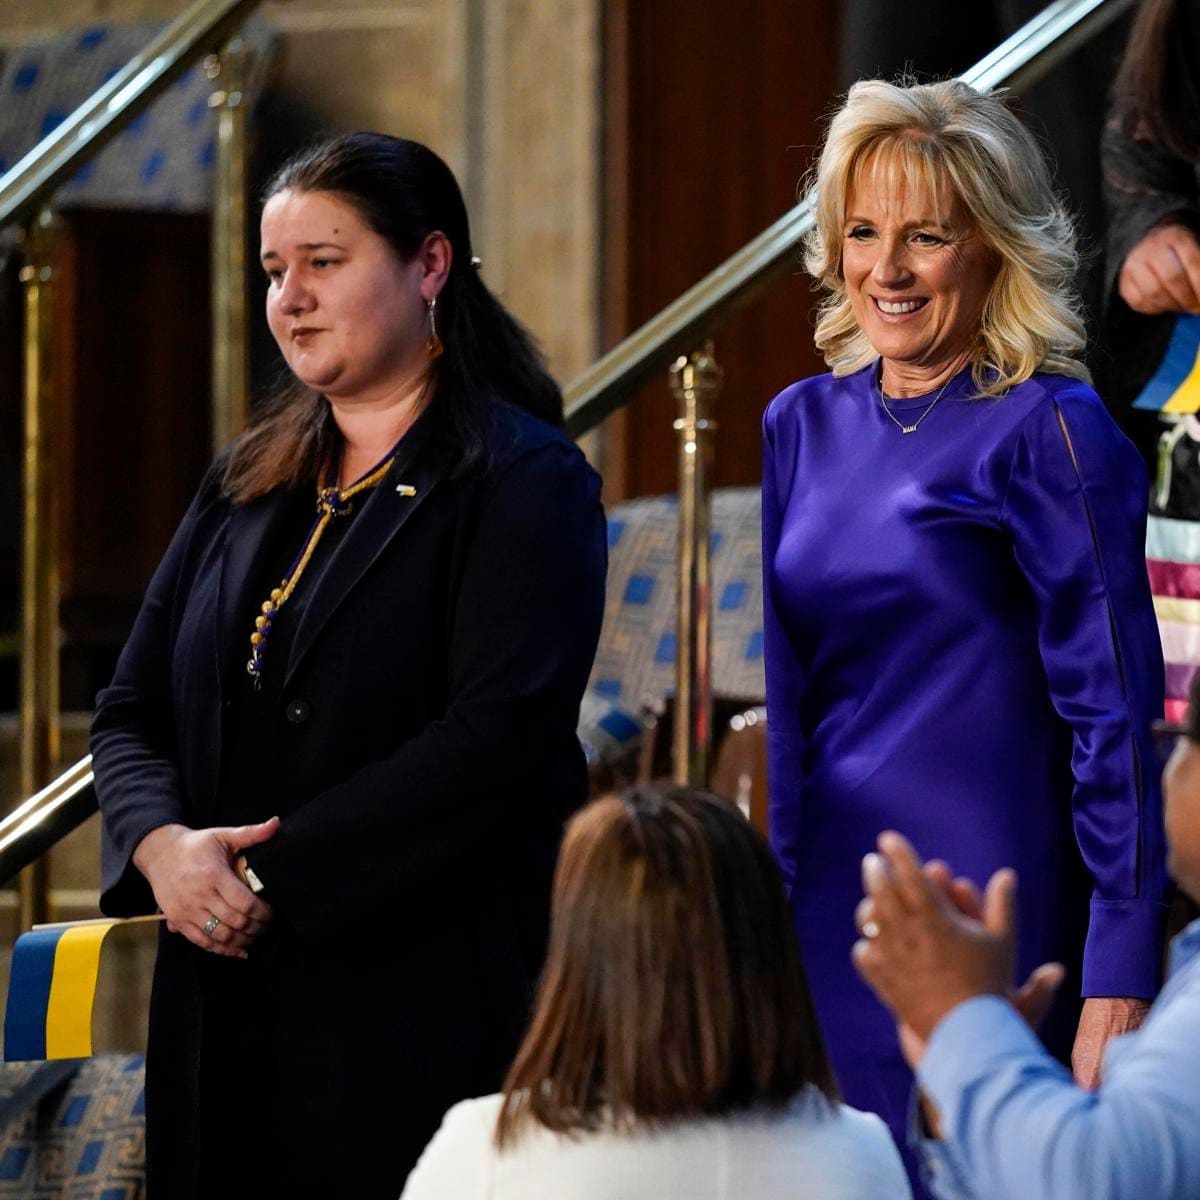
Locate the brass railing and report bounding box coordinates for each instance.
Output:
[1,0,266,922]
[0,0,1136,896]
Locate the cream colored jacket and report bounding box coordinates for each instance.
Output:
[400,1088,911,1199]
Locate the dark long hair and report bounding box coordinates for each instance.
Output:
[494,786,838,1148]
[1115,0,1200,160]
[225,133,563,502]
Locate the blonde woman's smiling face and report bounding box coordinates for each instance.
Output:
[841,171,998,391]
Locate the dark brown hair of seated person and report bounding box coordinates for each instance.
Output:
[1115,0,1200,161]
[493,785,839,1148]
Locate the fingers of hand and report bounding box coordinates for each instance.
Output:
[1012,961,1065,1028]
[213,873,273,926]
[949,875,983,919]
[923,860,953,896]
[179,920,249,959]
[862,852,907,928]
[196,907,260,955]
[219,817,281,855]
[877,831,934,912]
[1169,237,1200,309]
[1122,229,1200,312]
[854,896,879,938]
[982,867,1017,937]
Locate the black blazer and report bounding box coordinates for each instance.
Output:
[91,402,607,1196]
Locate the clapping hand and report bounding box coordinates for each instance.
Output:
[852,832,1064,1068]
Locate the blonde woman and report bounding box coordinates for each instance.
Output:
[762,78,1168,1185]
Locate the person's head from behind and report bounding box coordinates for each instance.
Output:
[807,77,1088,397]
[1159,672,1200,902]
[228,132,561,501]
[495,786,837,1147]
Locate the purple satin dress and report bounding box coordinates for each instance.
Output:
[762,362,1169,1169]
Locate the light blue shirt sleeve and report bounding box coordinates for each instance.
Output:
[914,949,1200,1200]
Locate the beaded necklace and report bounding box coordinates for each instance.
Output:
[245,449,398,684]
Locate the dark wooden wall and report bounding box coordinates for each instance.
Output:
[602,0,838,500]
[0,211,212,711]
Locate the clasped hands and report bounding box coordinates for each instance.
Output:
[133,818,279,958]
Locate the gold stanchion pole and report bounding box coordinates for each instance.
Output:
[18,207,61,929]
[206,37,249,452]
[669,342,722,787]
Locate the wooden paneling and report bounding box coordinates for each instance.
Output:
[54,209,212,706]
[603,0,837,500]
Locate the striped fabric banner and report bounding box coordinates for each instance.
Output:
[3,915,162,1061]
[1148,515,1200,702]
[1134,315,1200,413]
[1147,514,1200,564]
[1146,558,1200,601]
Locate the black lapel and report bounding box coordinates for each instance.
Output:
[283,451,448,685]
[216,489,305,693]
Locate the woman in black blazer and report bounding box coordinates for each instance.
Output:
[91,133,607,1199]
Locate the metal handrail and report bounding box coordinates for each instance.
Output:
[564,0,1135,438]
[0,0,1137,885]
[0,0,261,231]
[0,758,96,885]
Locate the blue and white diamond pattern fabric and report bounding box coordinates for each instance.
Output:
[0,1055,145,1198]
[578,487,766,766]
[0,21,276,213]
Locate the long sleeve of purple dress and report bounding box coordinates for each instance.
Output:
[761,362,1170,1170]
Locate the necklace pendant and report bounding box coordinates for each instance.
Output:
[902,424,918,434]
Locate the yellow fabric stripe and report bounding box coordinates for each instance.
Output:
[44,921,116,1058]
[1164,346,1200,413]
[1156,595,1200,625]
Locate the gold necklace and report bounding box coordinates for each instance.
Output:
[245,451,396,683]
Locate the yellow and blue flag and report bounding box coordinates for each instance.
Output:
[1134,315,1200,413]
[3,914,161,1061]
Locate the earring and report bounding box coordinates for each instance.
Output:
[426,297,444,360]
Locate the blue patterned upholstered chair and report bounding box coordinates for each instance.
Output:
[0,1056,145,1198]
[0,20,275,215]
[577,488,765,781]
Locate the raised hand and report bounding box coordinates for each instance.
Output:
[852,831,1017,1045]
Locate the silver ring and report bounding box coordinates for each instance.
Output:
[861,919,881,940]
[203,914,221,937]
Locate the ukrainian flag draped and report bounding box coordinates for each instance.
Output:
[3,915,161,1061]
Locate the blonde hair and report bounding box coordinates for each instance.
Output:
[805,78,1089,396]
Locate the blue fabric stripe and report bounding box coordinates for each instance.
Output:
[1134,315,1200,410]
[3,928,63,1061]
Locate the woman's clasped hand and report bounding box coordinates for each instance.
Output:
[132,818,278,957]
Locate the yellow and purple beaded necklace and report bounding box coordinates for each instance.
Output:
[245,448,398,684]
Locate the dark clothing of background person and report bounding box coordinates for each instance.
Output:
[91,403,607,1198]
[837,0,1131,335]
[1095,1,1200,465]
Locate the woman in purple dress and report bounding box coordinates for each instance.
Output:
[762,78,1170,1177]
